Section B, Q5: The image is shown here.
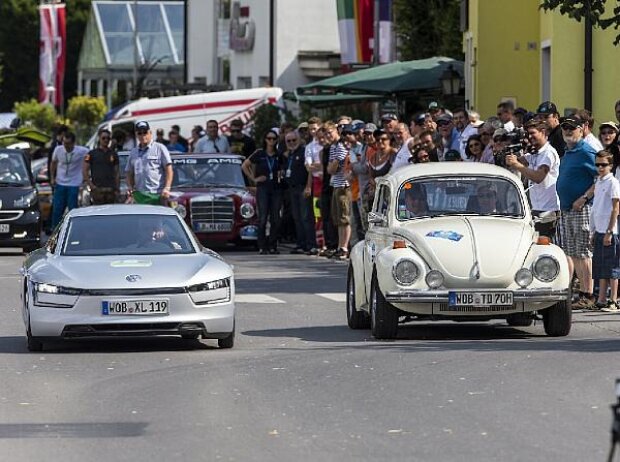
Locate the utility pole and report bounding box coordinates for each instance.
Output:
[373,0,380,66]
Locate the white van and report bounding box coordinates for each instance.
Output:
[88,87,283,148]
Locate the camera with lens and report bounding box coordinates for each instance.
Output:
[494,128,529,168]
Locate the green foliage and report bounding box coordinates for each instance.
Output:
[540,0,620,45]
[66,95,107,143]
[393,0,464,61]
[13,99,57,133]
[249,104,298,147]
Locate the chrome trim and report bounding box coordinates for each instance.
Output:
[0,210,24,222]
[391,258,419,285]
[385,288,569,303]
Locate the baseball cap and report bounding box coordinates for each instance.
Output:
[340,124,355,134]
[297,122,309,130]
[600,121,619,133]
[436,113,453,124]
[493,128,509,141]
[381,113,398,121]
[364,123,378,133]
[536,101,558,115]
[514,107,528,116]
[414,113,428,125]
[351,122,365,132]
[135,120,150,131]
[560,115,584,130]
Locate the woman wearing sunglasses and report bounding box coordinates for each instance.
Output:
[242,130,285,254]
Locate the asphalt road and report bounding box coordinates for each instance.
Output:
[1,247,620,461]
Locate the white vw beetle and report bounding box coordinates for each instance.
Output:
[348,162,571,339]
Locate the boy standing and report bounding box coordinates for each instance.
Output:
[590,150,620,311]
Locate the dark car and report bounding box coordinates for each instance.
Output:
[0,149,41,252]
[168,153,258,246]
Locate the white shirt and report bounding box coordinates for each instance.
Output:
[457,124,478,158]
[390,137,413,172]
[503,120,515,132]
[52,145,89,187]
[590,173,620,233]
[523,142,560,212]
[304,139,323,178]
[195,135,230,154]
[584,133,604,152]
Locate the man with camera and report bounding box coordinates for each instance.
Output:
[505,119,560,238]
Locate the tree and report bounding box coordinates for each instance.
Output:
[393,0,464,61]
[540,0,620,45]
[66,95,107,142]
[13,99,57,133]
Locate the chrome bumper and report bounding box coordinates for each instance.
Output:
[385,288,570,304]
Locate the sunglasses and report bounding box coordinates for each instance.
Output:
[286,139,298,143]
[561,125,578,131]
[601,130,617,136]
[437,121,451,127]
[265,136,277,141]
[379,137,390,142]
[468,143,482,148]
[100,137,111,141]
[595,163,610,167]
[136,131,148,135]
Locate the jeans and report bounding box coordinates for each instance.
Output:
[288,185,316,250]
[256,184,282,251]
[52,184,79,229]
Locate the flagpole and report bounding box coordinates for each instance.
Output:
[373,0,380,66]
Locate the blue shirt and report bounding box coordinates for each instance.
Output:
[556,139,597,210]
[126,141,172,194]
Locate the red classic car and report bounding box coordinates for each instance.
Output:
[168,153,258,246]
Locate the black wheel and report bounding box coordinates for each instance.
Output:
[543,299,572,337]
[26,327,43,352]
[370,271,399,339]
[506,313,534,327]
[218,325,235,349]
[346,265,370,329]
[181,332,200,340]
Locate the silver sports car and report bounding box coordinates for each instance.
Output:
[20,205,235,351]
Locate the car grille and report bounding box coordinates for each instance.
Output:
[438,304,515,312]
[0,211,24,221]
[62,323,184,337]
[81,287,187,296]
[190,197,234,226]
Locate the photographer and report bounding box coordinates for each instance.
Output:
[491,128,524,178]
[505,119,560,238]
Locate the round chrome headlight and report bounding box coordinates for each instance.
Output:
[515,268,533,288]
[533,256,560,282]
[240,203,255,219]
[425,270,444,289]
[175,204,187,219]
[392,259,419,285]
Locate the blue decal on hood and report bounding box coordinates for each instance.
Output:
[426,230,463,242]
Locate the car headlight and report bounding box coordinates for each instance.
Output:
[14,191,37,208]
[514,268,533,288]
[187,277,231,305]
[169,200,187,219]
[532,255,560,282]
[33,282,81,308]
[392,259,419,285]
[240,203,255,219]
[425,270,444,289]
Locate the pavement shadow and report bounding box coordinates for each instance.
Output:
[243,323,620,352]
[0,335,217,354]
[0,422,148,439]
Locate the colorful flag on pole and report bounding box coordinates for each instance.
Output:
[39,3,66,107]
[336,0,392,65]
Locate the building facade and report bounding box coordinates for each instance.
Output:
[464,0,620,122]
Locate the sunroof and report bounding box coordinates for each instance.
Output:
[93,1,184,66]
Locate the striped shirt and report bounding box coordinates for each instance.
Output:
[329,142,349,188]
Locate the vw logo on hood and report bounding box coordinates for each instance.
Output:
[125,274,142,282]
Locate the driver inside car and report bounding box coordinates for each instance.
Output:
[0,157,19,182]
[476,185,500,213]
[401,183,429,218]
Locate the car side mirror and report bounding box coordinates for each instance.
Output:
[368,212,386,226]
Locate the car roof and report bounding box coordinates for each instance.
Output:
[67,204,178,218]
[380,162,519,187]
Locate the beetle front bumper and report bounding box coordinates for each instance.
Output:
[385,288,570,304]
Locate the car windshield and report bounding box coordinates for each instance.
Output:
[396,176,525,220]
[0,151,31,186]
[172,157,245,188]
[62,214,196,256]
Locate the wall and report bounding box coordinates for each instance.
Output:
[187,0,217,85]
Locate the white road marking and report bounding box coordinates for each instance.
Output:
[316,293,346,303]
[235,294,286,304]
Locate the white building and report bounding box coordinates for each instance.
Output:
[187,0,341,91]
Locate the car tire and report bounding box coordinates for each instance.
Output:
[218,325,235,349]
[542,299,572,337]
[26,327,43,352]
[370,271,399,339]
[346,265,370,329]
[506,313,533,327]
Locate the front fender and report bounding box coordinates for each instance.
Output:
[375,246,429,296]
[349,240,367,310]
[522,243,570,290]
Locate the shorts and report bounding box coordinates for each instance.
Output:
[91,187,116,205]
[331,187,351,226]
[592,233,620,280]
[556,206,592,258]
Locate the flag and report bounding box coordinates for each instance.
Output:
[39,3,66,107]
[336,0,392,65]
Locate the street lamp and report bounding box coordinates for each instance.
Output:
[439,65,462,97]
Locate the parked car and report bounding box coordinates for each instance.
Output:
[31,157,52,232]
[347,162,571,339]
[20,204,235,351]
[0,149,41,252]
[167,153,258,246]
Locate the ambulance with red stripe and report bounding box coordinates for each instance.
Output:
[89,87,283,147]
